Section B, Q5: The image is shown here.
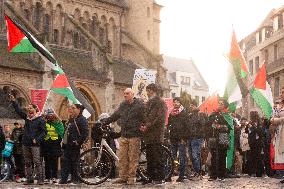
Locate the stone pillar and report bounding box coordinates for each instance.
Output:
[104,69,115,114]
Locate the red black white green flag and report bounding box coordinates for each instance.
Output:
[250,64,273,119]
[5,15,63,74]
[50,74,92,118]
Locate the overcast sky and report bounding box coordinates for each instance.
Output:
[157,0,283,95]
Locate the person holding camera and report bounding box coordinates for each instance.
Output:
[9,95,47,185]
[42,108,64,184]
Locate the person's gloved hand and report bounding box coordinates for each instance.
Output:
[100,118,108,126]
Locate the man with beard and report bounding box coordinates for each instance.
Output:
[140,84,167,185]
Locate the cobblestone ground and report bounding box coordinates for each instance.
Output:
[0,176,284,189]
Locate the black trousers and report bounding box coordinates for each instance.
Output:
[44,156,59,179]
[145,143,165,181]
[61,145,80,182]
[248,149,263,177]
[263,147,274,177]
[241,151,249,174]
[13,154,25,178]
[210,147,227,178]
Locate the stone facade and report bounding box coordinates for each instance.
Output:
[240,5,284,117]
[0,0,169,126]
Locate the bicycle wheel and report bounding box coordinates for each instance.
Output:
[77,147,114,185]
[0,159,11,182]
[137,145,174,181]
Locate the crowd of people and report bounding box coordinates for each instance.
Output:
[0,84,283,186]
[0,95,89,185]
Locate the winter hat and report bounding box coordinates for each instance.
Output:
[44,108,55,116]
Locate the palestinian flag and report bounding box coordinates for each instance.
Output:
[229,30,249,78]
[199,93,219,115]
[50,74,92,118]
[250,64,273,119]
[221,112,235,170]
[51,74,78,104]
[227,30,249,99]
[223,58,242,113]
[5,15,63,74]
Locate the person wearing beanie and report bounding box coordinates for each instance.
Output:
[42,108,64,184]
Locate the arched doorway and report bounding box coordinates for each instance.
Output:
[57,83,101,125]
[57,83,101,148]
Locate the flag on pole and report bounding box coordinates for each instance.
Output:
[226,30,249,100]
[199,93,219,115]
[250,64,273,119]
[224,30,250,112]
[223,58,242,113]
[229,30,249,79]
[5,15,63,74]
[5,15,94,118]
[50,74,92,118]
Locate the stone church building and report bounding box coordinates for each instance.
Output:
[0,0,169,125]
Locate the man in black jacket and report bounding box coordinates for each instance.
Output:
[140,84,167,184]
[188,100,207,180]
[101,88,145,185]
[168,97,189,182]
[59,104,89,184]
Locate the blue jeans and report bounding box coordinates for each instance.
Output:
[188,138,203,174]
[171,142,187,178]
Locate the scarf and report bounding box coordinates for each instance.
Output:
[27,112,41,120]
[170,105,184,116]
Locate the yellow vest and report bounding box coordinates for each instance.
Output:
[45,123,59,140]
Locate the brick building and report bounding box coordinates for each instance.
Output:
[0,0,169,125]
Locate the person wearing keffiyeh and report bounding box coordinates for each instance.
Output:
[167,97,190,182]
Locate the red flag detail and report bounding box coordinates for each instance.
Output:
[199,94,219,115]
[229,30,249,74]
[164,98,174,125]
[51,74,70,89]
[254,64,266,90]
[5,15,25,52]
[31,89,49,112]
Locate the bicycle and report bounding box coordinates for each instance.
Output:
[77,123,174,185]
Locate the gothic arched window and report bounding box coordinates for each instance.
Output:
[34,2,42,30]
[54,29,59,44]
[24,9,30,21]
[91,16,98,37]
[44,14,50,41]
[74,32,79,48]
